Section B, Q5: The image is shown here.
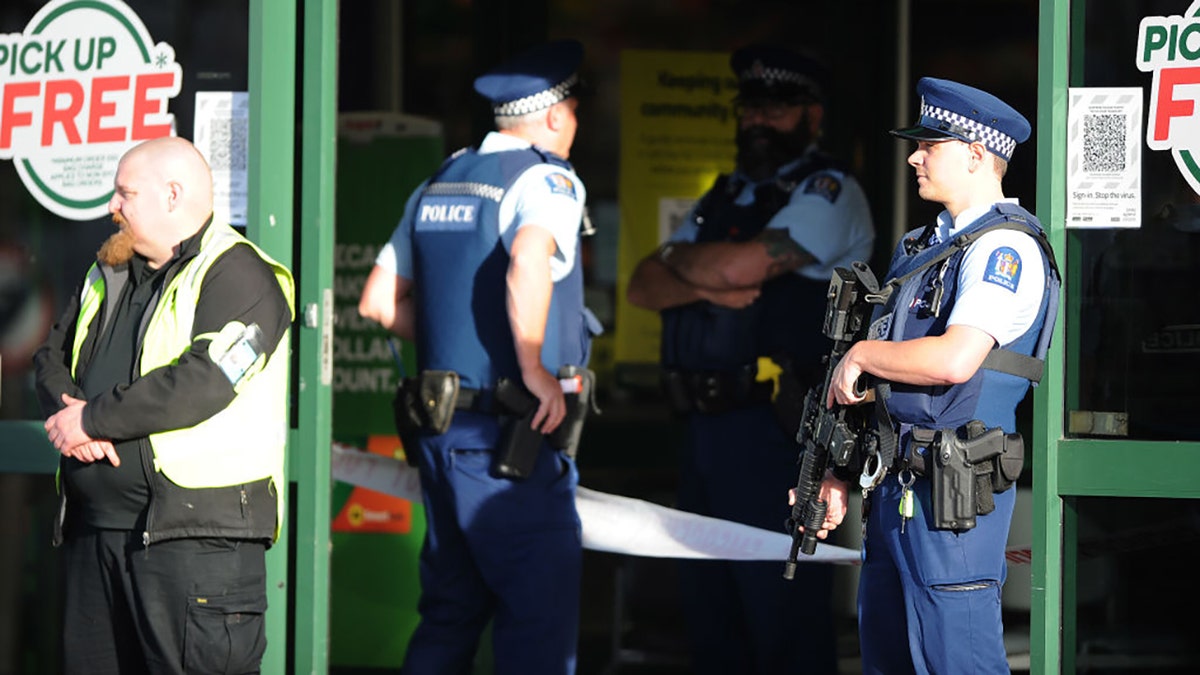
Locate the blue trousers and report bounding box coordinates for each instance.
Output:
[676,405,838,675]
[859,476,1014,674]
[402,412,582,675]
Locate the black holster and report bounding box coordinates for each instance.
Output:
[547,365,598,459]
[392,370,460,466]
[662,368,694,414]
[660,364,767,415]
[492,367,599,479]
[909,421,1025,531]
[492,378,544,480]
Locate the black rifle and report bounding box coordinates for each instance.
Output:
[783,261,879,580]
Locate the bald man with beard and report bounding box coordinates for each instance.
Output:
[34,136,294,675]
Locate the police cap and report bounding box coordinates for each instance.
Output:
[731,44,826,104]
[473,39,584,117]
[890,77,1031,161]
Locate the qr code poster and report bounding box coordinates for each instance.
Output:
[1067,87,1142,229]
[194,92,250,227]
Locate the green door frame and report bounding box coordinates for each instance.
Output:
[1032,1,1200,673]
[1031,2,1069,671]
[249,0,337,672]
[0,1,337,672]
[246,1,296,669]
[290,0,338,670]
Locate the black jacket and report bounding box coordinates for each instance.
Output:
[33,220,292,545]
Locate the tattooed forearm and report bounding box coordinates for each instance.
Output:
[759,229,815,277]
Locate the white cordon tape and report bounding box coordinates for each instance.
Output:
[575,484,858,563]
[330,442,1032,565]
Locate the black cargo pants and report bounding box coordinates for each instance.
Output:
[61,527,267,675]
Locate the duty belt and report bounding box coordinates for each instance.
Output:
[454,387,498,414]
[662,364,773,415]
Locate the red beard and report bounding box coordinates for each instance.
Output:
[97,216,135,266]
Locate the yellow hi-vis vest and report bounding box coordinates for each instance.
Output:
[71,222,295,540]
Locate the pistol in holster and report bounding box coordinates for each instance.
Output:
[908,420,1025,531]
[392,370,460,466]
[493,366,599,480]
[492,378,544,480]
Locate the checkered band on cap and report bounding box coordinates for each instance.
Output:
[739,62,817,92]
[921,100,1018,160]
[492,73,579,117]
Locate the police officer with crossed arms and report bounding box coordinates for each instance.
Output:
[628,44,875,675]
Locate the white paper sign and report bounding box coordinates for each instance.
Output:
[194,91,249,226]
[1066,87,1143,228]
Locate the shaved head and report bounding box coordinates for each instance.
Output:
[122,136,215,211]
[104,137,216,268]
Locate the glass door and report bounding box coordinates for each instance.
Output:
[1035,1,1200,671]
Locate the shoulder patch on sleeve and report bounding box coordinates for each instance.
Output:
[544,172,578,199]
[983,246,1022,292]
[802,174,842,203]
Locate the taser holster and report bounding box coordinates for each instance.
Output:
[548,365,598,459]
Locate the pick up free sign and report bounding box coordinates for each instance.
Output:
[1139,1,1200,195]
[0,0,181,220]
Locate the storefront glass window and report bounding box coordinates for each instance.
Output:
[0,0,248,425]
[1071,0,1200,441]
[0,3,248,672]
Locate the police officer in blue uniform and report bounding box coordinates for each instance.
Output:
[358,39,599,675]
[627,44,875,675]
[808,78,1060,674]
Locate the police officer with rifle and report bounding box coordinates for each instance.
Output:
[786,78,1060,674]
